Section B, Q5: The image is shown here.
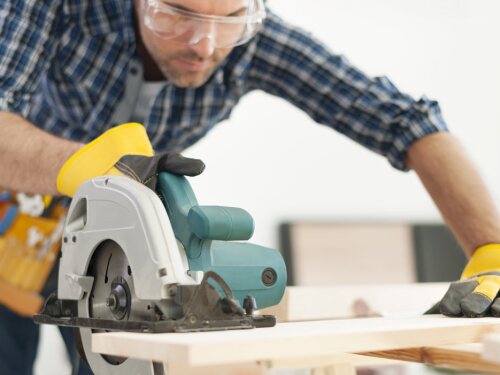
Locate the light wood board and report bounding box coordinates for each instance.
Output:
[364,343,500,374]
[261,283,448,322]
[483,333,500,364]
[92,316,500,367]
[162,354,401,375]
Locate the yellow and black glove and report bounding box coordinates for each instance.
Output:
[434,244,500,317]
[57,123,205,197]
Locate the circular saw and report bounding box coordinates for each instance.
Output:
[34,172,287,374]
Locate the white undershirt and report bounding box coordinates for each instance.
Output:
[130,80,165,124]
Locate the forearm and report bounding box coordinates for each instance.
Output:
[406,132,500,256]
[0,112,83,195]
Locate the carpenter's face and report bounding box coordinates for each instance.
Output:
[135,0,248,88]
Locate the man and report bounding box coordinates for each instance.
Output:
[0,0,499,374]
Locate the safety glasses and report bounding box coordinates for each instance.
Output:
[144,0,266,48]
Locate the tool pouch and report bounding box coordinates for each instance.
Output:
[0,192,67,317]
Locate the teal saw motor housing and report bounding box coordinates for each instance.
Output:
[157,172,287,310]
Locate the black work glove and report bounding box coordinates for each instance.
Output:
[115,153,205,190]
[426,244,500,317]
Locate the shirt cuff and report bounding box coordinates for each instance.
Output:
[387,97,449,171]
[0,93,31,118]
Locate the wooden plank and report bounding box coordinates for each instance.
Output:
[483,333,500,364]
[164,362,264,375]
[363,343,500,374]
[310,363,356,375]
[163,354,398,375]
[265,353,402,369]
[162,354,398,375]
[92,316,500,367]
[261,283,448,322]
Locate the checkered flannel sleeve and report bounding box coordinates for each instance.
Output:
[0,1,61,117]
[248,10,449,171]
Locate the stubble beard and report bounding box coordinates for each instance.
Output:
[161,66,213,88]
[156,56,218,88]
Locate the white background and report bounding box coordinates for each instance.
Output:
[187,0,500,249]
[36,0,500,373]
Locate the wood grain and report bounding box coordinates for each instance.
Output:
[363,343,500,374]
[92,316,500,367]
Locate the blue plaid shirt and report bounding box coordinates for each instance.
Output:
[0,0,448,170]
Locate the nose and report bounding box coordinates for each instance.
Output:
[189,37,216,59]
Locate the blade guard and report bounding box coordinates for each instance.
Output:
[57,176,197,302]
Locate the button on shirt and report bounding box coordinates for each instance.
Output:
[0,0,448,170]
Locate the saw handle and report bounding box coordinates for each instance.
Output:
[187,205,254,241]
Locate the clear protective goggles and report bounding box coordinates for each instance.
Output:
[144,0,266,48]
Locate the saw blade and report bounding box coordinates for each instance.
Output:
[88,240,155,323]
[77,240,163,375]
